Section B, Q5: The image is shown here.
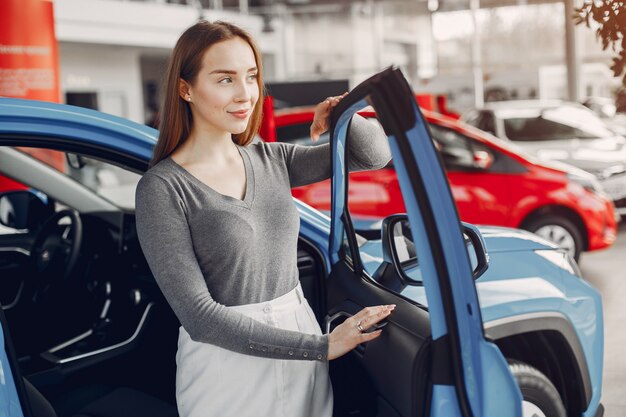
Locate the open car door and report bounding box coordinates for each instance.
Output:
[325,67,523,417]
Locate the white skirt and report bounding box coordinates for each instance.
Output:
[175,283,334,417]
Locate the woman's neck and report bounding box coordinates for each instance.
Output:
[176,125,237,166]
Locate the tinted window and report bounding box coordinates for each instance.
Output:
[5,147,141,210]
[502,106,613,141]
[429,125,476,171]
[65,154,141,209]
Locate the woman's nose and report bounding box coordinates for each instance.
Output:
[234,80,254,102]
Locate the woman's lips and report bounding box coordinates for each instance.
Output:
[229,109,250,119]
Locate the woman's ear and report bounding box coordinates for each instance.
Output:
[179,78,192,102]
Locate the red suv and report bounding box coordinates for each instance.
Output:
[261,106,617,261]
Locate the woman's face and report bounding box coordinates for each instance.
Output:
[186,37,259,135]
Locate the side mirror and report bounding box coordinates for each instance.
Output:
[381,214,420,282]
[461,222,490,279]
[381,214,489,282]
[472,150,493,170]
[0,190,54,231]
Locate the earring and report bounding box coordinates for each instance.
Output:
[187,97,191,101]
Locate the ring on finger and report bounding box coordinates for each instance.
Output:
[356,320,365,333]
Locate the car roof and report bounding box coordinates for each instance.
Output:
[0,97,158,165]
[479,100,597,121]
[482,100,569,110]
[480,100,593,115]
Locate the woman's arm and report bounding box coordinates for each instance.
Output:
[134,173,328,361]
[269,114,392,188]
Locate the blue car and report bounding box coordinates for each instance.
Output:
[0,68,603,417]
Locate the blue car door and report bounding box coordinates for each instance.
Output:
[325,67,522,417]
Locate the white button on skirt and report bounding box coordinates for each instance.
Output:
[175,283,333,417]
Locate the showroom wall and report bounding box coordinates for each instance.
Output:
[59,43,144,122]
[53,0,268,123]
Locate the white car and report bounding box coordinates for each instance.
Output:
[462,100,626,216]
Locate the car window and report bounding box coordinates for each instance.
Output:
[501,106,614,141]
[429,125,476,170]
[66,155,141,210]
[339,116,415,281]
[2,147,140,211]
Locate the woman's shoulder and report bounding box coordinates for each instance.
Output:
[136,158,179,197]
[243,139,291,163]
[143,155,182,182]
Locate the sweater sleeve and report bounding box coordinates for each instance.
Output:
[134,173,329,361]
[270,114,392,188]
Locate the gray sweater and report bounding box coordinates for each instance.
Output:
[135,115,391,362]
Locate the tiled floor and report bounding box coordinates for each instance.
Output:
[580,221,626,416]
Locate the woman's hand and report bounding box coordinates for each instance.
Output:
[310,92,349,142]
[327,304,395,360]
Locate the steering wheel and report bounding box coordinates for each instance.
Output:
[30,209,83,291]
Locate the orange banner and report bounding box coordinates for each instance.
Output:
[0,0,64,181]
[0,0,59,102]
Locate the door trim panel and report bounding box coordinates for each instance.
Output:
[327,260,431,417]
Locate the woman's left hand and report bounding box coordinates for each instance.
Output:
[310,92,348,142]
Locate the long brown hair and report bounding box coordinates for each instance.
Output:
[149,20,264,168]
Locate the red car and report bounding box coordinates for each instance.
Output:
[261,105,617,261]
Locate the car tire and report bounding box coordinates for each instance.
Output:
[509,361,567,417]
[524,215,583,262]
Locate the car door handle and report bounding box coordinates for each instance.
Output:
[326,311,390,356]
[325,311,390,334]
[368,320,389,332]
[325,311,352,334]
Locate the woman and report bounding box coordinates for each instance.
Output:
[135,20,393,417]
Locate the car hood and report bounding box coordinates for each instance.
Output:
[474,225,557,253]
[359,225,566,313]
[513,136,626,174]
[359,224,556,277]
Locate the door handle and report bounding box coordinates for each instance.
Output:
[325,311,390,356]
[325,311,364,355]
[325,311,390,334]
[325,311,352,334]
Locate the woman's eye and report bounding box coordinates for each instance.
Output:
[248,73,258,81]
[218,77,232,84]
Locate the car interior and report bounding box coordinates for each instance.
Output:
[0,145,434,417]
